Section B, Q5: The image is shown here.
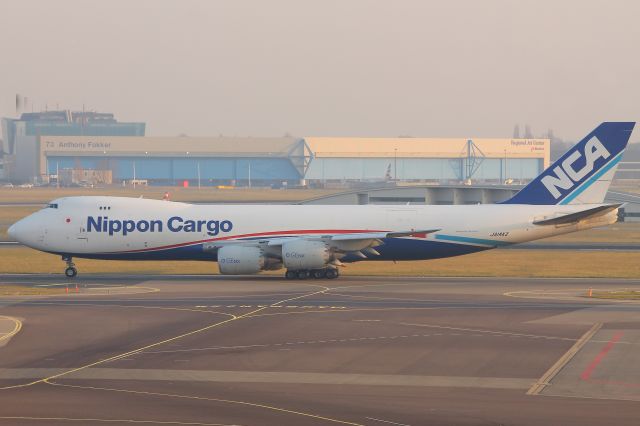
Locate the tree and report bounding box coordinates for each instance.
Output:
[524,124,533,139]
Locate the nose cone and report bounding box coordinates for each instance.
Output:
[8,222,18,240]
[8,217,42,248]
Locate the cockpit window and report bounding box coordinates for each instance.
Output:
[47,203,58,209]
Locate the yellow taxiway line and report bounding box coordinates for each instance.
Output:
[0,316,22,344]
[527,322,602,395]
[1,283,362,425]
[46,381,362,426]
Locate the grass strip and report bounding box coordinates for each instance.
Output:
[0,247,639,278]
[590,290,640,300]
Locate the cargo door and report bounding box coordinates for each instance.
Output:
[386,208,419,231]
[76,225,88,242]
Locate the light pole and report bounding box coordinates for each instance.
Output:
[185,152,190,187]
[394,148,398,181]
[197,162,201,189]
[504,148,507,184]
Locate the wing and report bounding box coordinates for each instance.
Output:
[330,229,441,241]
[203,228,441,260]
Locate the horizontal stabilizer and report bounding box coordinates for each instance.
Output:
[532,204,621,226]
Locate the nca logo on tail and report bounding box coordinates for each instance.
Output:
[541,137,610,199]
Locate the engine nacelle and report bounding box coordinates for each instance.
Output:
[282,240,330,270]
[217,245,265,275]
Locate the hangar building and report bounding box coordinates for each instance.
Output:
[22,134,550,186]
[2,110,550,185]
[303,137,548,183]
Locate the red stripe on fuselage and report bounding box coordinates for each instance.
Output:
[105,229,388,254]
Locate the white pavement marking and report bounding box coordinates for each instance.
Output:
[0,416,240,425]
[137,330,567,355]
[193,305,347,309]
[366,417,412,426]
[396,322,577,342]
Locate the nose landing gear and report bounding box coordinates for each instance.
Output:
[62,256,78,278]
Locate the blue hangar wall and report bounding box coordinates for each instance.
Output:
[45,156,301,182]
[37,135,548,185]
[39,136,307,185]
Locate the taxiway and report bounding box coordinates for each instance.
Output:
[1,275,639,425]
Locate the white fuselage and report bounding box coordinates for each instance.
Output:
[9,196,616,262]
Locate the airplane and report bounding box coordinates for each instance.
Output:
[8,122,635,280]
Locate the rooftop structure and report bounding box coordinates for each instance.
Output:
[1,110,145,156]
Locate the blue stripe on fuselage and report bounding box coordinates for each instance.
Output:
[50,237,493,262]
[434,234,511,247]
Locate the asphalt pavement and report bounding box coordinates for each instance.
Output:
[0,275,639,425]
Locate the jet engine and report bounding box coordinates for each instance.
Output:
[217,245,279,275]
[282,240,330,270]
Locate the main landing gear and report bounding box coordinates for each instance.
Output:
[285,268,339,280]
[63,256,78,278]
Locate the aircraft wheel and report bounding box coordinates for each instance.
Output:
[312,269,327,279]
[285,270,297,280]
[64,267,78,278]
[297,270,310,280]
[325,268,339,279]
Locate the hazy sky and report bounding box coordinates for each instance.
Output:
[1,0,639,141]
